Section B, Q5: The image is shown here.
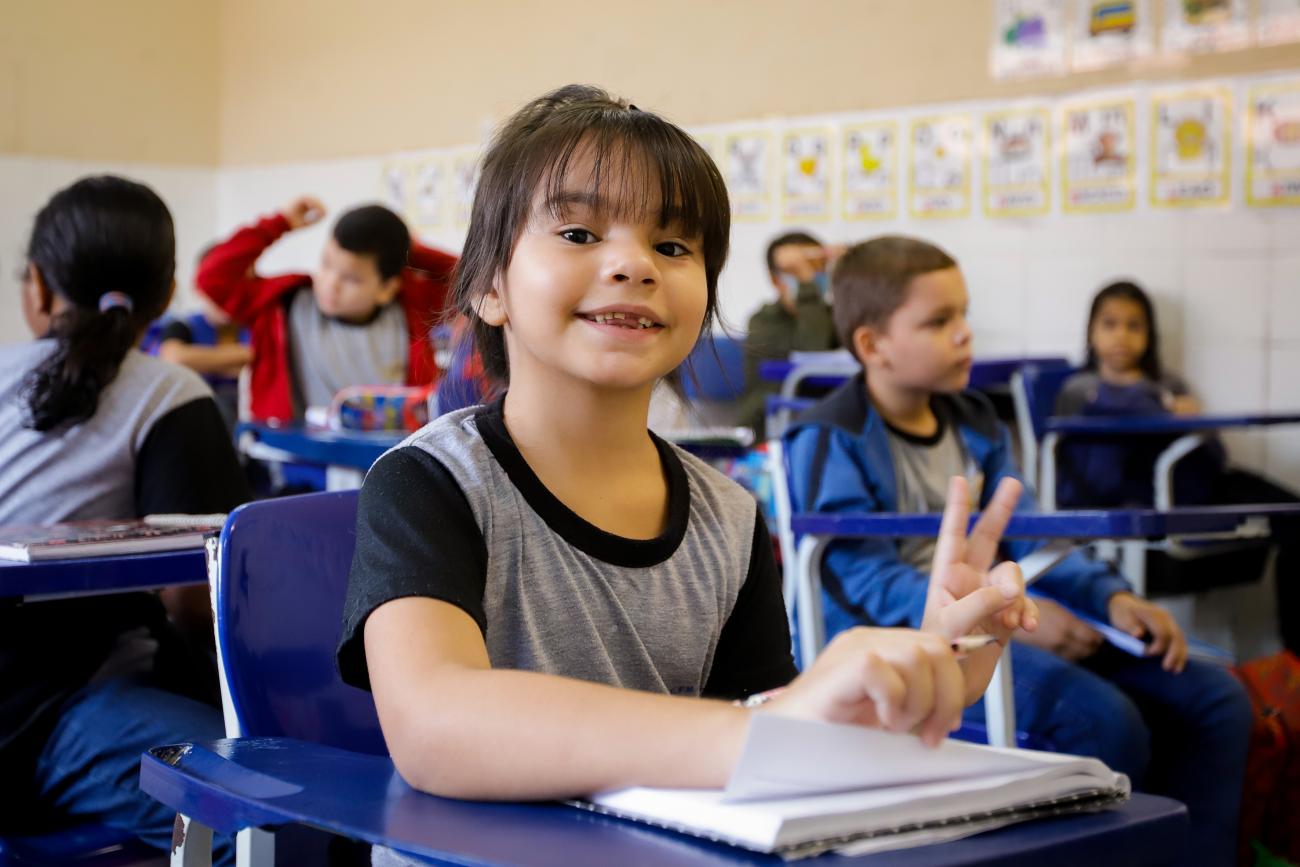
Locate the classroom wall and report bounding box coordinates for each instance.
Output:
[2,0,1299,488]
[0,1,221,346]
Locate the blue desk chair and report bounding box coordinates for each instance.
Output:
[143,492,1192,866]
[680,334,747,403]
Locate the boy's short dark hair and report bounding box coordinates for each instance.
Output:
[765,231,821,277]
[831,235,957,354]
[453,84,731,384]
[332,205,411,281]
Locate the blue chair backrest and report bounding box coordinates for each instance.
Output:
[216,489,387,754]
[680,335,747,402]
[1020,363,1077,440]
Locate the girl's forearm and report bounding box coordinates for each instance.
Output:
[382,666,751,800]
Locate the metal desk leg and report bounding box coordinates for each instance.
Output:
[796,535,830,668]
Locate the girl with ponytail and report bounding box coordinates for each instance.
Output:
[0,176,247,864]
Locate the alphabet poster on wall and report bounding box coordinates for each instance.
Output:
[723,131,773,221]
[1161,0,1249,53]
[983,108,1051,217]
[1257,0,1300,45]
[841,121,899,220]
[990,0,1068,78]
[450,149,479,229]
[412,158,447,232]
[909,115,973,218]
[1149,88,1231,207]
[1061,96,1136,212]
[1070,0,1153,71]
[1246,80,1300,207]
[781,128,833,221]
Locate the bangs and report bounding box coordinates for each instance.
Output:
[522,112,728,245]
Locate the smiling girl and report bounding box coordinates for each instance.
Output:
[336,86,1034,812]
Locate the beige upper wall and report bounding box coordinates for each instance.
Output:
[0,1,220,165]
[217,0,1300,166]
[2,1,1297,167]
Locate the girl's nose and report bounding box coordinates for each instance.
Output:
[604,242,659,286]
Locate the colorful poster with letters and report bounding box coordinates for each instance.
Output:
[449,149,480,229]
[1161,0,1249,53]
[990,0,1068,78]
[781,128,833,221]
[1070,0,1153,71]
[1257,0,1300,46]
[909,115,973,219]
[1246,80,1300,207]
[1061,97,1137,212]
[1150,88,1231,207]
[723,131,773,221]
[841,121,899,220]
[381,161,412,218]
[984,108,1051,217]
[412,157,447,232]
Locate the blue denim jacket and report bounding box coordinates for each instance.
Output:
[783,373,1131,642]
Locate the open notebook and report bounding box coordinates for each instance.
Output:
[576,715,1129,860]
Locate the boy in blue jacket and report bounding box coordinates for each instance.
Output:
[783,235,1251,866]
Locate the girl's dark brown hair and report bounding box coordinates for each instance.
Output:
[22,175,175,431]
[1084,280,1162,380]
[451,84,731,383]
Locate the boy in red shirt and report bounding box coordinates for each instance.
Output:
[197,195,457,425]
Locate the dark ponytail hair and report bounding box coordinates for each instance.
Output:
[1083,280,1162,381]
[22,176,176,432]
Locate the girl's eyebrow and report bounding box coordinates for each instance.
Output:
[542,190,688,228]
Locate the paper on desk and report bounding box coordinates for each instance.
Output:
[722,714,1101,803]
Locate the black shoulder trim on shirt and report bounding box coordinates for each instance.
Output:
[473,396,690,568]
[790,372,870,434]
[336,445,490,691]
[136,397,252,515]
[703,507,798,699]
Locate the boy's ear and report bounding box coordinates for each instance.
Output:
[851,324,883,366]
[375,275,402,307]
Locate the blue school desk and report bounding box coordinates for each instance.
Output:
[1038,412,1300,512]
[758,356,1070,391]
[0,547,207,602]
[141,737,1189,867]
[238,423,404,490]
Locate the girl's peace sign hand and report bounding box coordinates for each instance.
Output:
[921,476,1039,704]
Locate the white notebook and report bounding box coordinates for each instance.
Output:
[577,715,1129,859]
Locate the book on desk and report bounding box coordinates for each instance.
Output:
[576,714,1128,859]
[0,514,225,562]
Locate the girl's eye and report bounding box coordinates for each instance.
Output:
[560,229,596,244]
[656,241,691,257]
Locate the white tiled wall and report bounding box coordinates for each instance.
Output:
[2,145,1297,488]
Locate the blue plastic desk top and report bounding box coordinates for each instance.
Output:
[1044,412,1300,435]
[240,424,404,470]
[141,738,1188,867]
[791,505,1300,539]
[759,357,1068,390]
[0,547,207,601]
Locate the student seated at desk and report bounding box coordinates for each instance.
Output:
[737,231,839,438]
[782,236,1252,866]
[154,287,251,438]
[1056,280,1299,652]
[336,86,1038,865]
[197,196,458,426]
[0,176,248,864]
